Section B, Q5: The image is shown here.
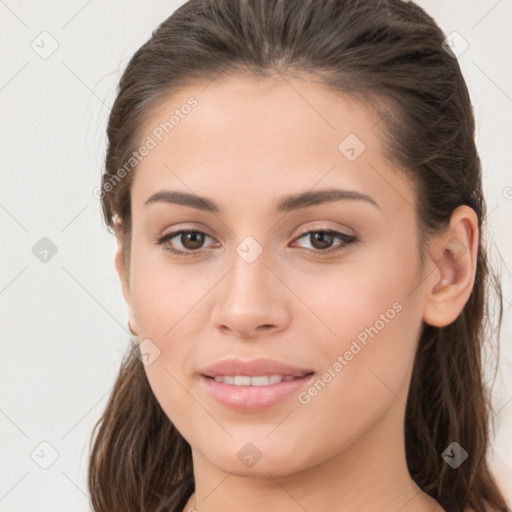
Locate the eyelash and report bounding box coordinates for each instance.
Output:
[154,229,358,258]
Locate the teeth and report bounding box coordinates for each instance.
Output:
[212,374,299,386]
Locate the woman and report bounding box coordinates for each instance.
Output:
[88,1,510,511]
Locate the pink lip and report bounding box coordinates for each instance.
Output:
[199,358,314,378]
[199,373,315,411]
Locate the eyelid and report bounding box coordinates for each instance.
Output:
[157,221,215,238]
[158,223,351,239]
[155,223,358,257]
[293,222,355,238]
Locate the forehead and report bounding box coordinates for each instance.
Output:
[131,74,414,216]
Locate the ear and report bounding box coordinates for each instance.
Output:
[422,205,479,327]
[114,224,138,336]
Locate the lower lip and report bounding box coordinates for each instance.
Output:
[199,374,315,411]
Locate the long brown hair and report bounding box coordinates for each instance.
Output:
[88,1,509,510]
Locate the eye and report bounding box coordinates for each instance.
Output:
[155,228,358,258]
[155,230,217,257]
[291,229,357,255]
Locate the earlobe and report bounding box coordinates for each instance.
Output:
[422,206,479,328]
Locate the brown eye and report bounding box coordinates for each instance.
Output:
[179,231,205,250]
[155,230,216,257]
[293,229,358,255]
[309,231,335,250]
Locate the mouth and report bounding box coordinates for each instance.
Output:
[199,371,316,411]
[203,373,314,386]
[199,357,314,380]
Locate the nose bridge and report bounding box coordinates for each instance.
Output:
[211,234,289,337]
[226,235,274,306]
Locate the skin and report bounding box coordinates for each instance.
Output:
[114,73,478,512]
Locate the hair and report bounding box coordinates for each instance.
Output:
[88,0,509,511]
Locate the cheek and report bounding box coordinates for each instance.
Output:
[296,242,423,429]
[302,234,421,348]
[297,300,421,452]
[129,238,212,337]
[127,248,218,425]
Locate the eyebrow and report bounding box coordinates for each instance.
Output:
[143,188,380,212]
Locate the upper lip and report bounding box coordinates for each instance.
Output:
[199,358,315,378]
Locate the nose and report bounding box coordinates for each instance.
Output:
[211,247,290,339]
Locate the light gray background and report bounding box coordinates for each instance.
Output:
[1,1,511,510]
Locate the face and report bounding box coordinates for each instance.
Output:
[118,74,430,477]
